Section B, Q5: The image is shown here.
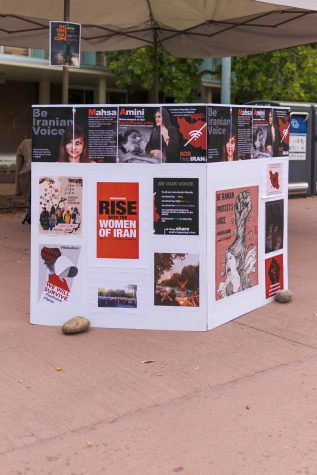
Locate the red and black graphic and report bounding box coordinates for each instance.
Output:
[97,182,139,259]
[266,163,283,196]
[39,244,80,304]
[269,170,280,190]
[164,106,207,163]
[275,108,290,156]
[265,254,284,298]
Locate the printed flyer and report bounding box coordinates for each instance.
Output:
[215,186,259,300]
[118,106,160,163]
[49,21,81,67]
[38,244,80,304]
[32,106,74,162]
[153,178,199,235]
[275,108,290,157]
[32,106,117,163]
[154,253,199,307]
[163,106,207,163]
[232,107,252,160]
[85,106,117,163]
[252,108,272,159]
[289,114,307,160]
[97,182,139,259]
[207,106,232,162]
[38,176,82,235]
[265,199,284,254]
[265,254,284,299]
[98,285,137,308]
[266,162,283,196]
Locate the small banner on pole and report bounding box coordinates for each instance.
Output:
[49,21,81,68]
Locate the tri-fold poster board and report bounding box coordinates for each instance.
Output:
[30,104,289,331]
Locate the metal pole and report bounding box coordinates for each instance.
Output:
[221,57,231,104]
[154,28,159,103]
[62,0,70,104]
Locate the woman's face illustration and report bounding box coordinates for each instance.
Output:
[226,135,236,160]
[227,251,237,273]
[65,136,84,163]
[155,112,162,127]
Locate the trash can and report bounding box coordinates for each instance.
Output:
[311,105,317,195]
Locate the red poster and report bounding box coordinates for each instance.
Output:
[265,254,284,299]
[97,182,139,259]
[215,186,259,300]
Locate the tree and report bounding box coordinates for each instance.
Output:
[107,47,202,102]
[232,45,317,104]
[154,253,186,283]
[161,264,199,291]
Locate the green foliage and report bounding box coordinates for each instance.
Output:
[154,253,186,282]
[161,264,199,291]
[107,47,201,102]
[232,45,317,103]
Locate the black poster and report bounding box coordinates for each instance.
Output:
[232,106,252,160]
[85,106,117,163]
[252,108,272,159]
[118,106,161,163]
[153,178,199,235]
[163,106,207,163]
[32,106,117,163]
[32,106,74,162]
[265,199,284,253]
[207,106,232,162]
[50,21,81,67]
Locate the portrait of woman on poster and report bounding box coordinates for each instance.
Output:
[265,110,280,156]
[222,126,238,161]
[59,125,89,163]
[145,107,179,162]
[118,128,158,163]
[252,127,271,159]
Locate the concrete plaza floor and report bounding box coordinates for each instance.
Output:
[1,197,317,474]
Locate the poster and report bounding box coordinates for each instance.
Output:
[265,254,284,299]
[232,107,252,160]
[252,108,272,159]
[38,244,81,304]
[32,106,74,162]
[215,186,259,300]
[32,106,117,163]
[118,106,161,163]
[163,106,207,163]
[265,199,284,253]
[153,178,199,235]
[154,253,199,307]
[207,106,232,162]
[82,106,117,163]
[266,162,283,196]
[39,176,82,234]
[98,285,137,308]
[49,21,81,67]
[289,114,307,161]
[97,182,139,259]
[275,108,290,157]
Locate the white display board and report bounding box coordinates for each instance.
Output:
[30,158,288,331]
